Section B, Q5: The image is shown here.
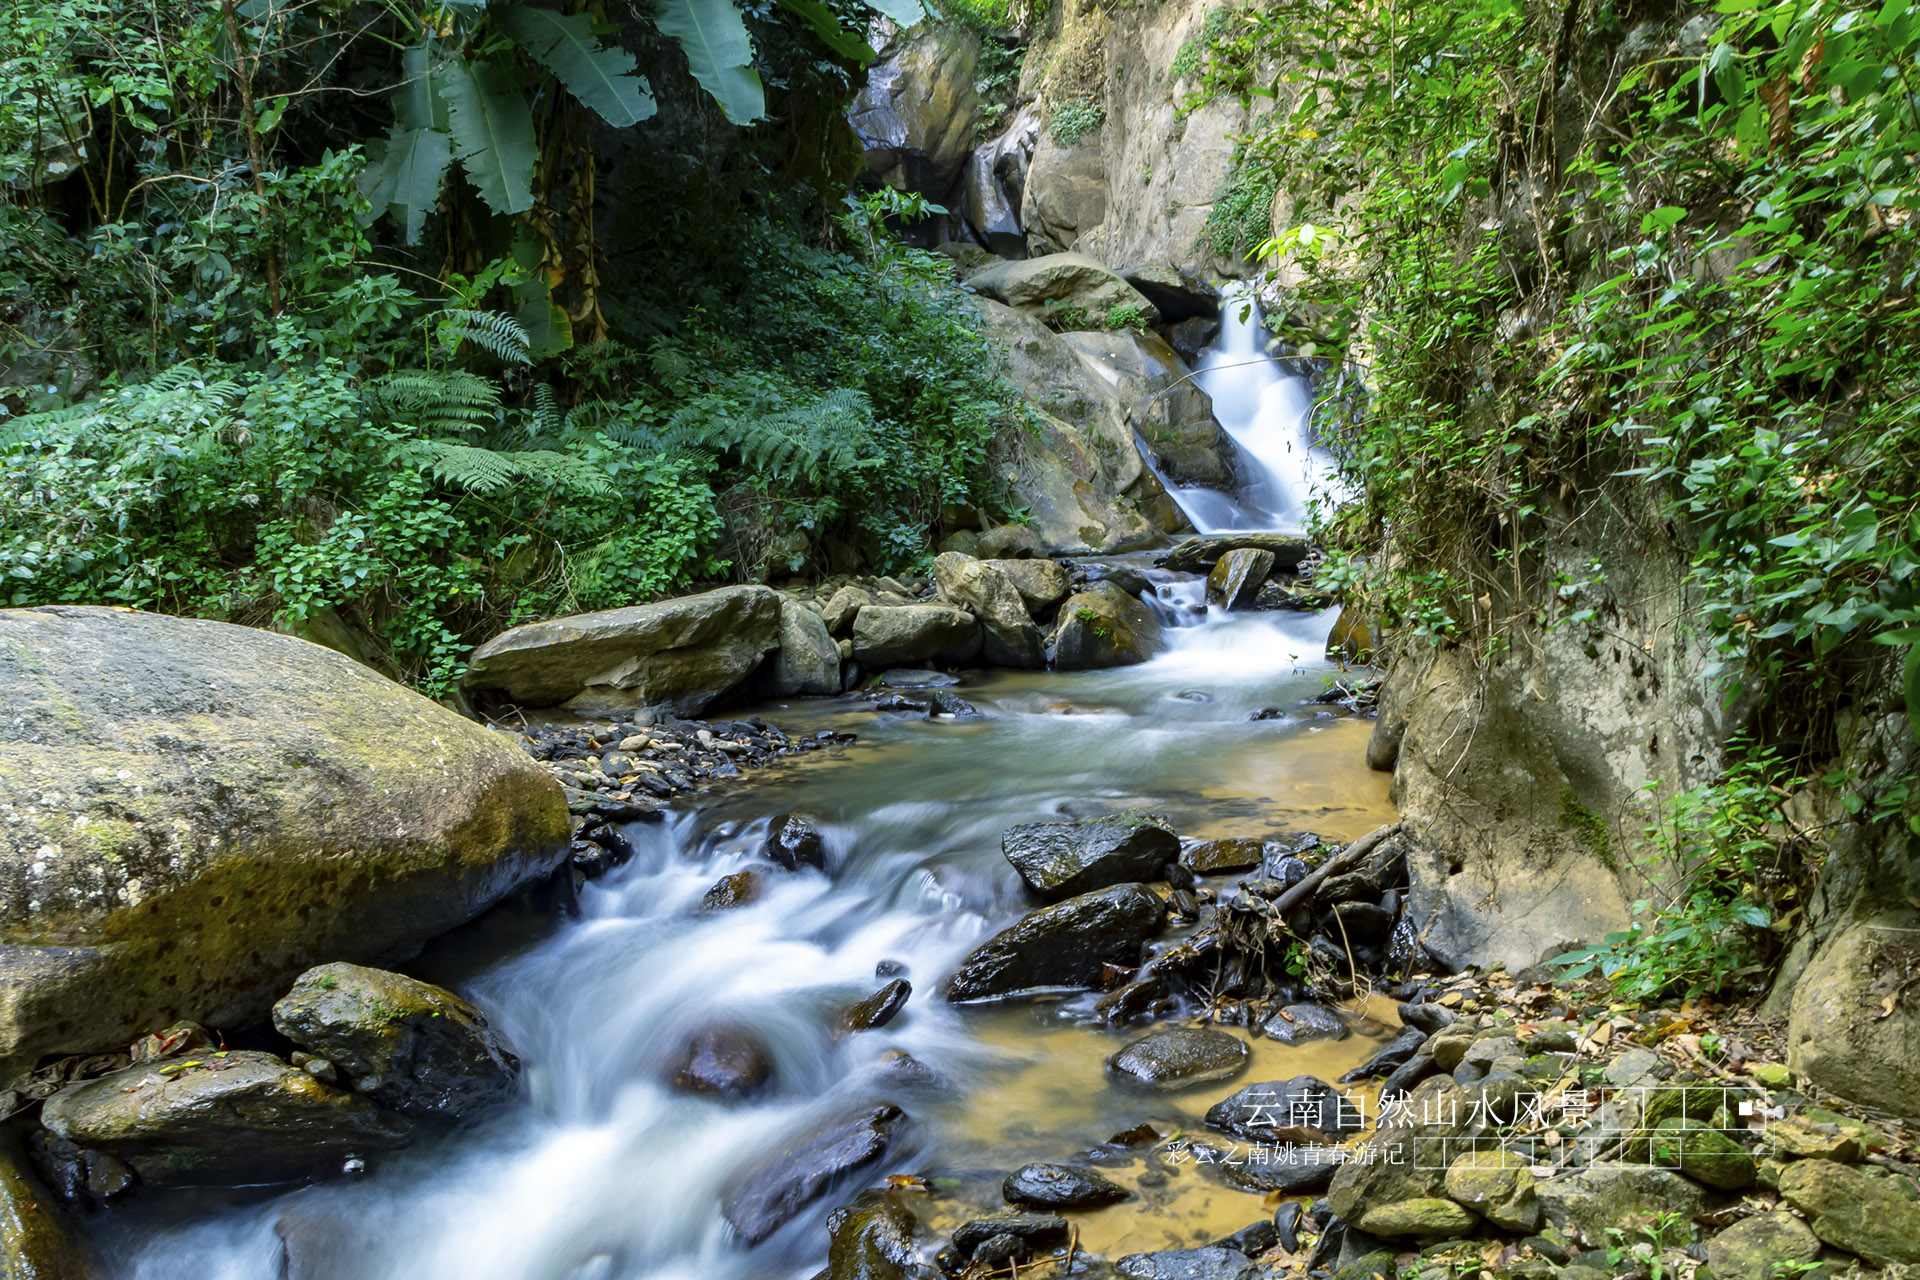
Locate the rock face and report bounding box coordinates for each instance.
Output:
[945,884,1164,1001]
[271,963,519,1122]
[40,1051,413,1186]
[851,605,983,669]
[769,598,842,696]
[968,254,1159,326]
[1107,1027,1248,1089]
[958,105,1041,256]
[850,24,980,199]
[721,1104,904,1245]
[0,606,570,1081]
[1060,330,1238,491]
[1206,549,1274,610]
[464,585,781,717]
[0,1138,91,1280]
[1001,813,1179,899]
[1052,583,1164,669]
[1786,913,1920,1118]
[990,559,1072,617]
[1022,133,1108,254]
[932,554,1045,668]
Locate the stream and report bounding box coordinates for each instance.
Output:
[89,310,1394,1280]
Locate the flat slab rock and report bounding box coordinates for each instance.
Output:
[1001,814,1179,899]
[1108,1027,1249,1090]
[1161,534,1310,574]
[721,1104,904,1245]
[1117,1247,1255,1280]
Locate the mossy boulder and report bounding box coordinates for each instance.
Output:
[1443,1148,1540,1231]
[1777,1155,1920,1267]
[988,559,1071,618]
[40,1050,413,1187]
[1,1137,92,1279]
[1051,583,1164,670]
[825,1189,924,1280]
[1354,1197,1478,1238]
[1705,1212,1820,1280]
[0,606,569,1082]
[1649,1117,1755,1189]
[272,963,519,1121]
[1206,549,1274,610]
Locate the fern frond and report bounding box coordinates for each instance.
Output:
[372,369,502,436]
[436,308,532,366]
[404,440,615,496]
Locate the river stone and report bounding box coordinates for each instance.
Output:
[1262,1004,1349,1046]
[272,962,518,1121]
[1354,1197,1478,1239]
[952,1214,1068,1253]
[1777,1156,1920,1266]
[944,883,1165,1002]
[1443,1148,1540,1232]
[764,812,828,871]
[1162,534,1311,574]
[702,870,764,910]
[844,979,911,1032]
[825,1188,924,1280]
[1206,549,1275,611]
[822,586,876,636]
[1649,1117,1755,1189]
[968,254,1160,327]
[932,553,1044,668]
[1185,839,1266,874]
[1002,1163,1129,1208]
[1108,1027,1249,1089]
[465,584,781,715]
[1328,1076,1481,1223]
[1534,1166,1710,1249]
[0,1139,91,1280]
[1206,1075,1358,1142]
[40,1050,412,1186]
[1705,1211,1821,1280]
[670,1024,773,1097]
[0,606,569,1081]
[1052,582,1165,670]
[1002,813,1179,899]
[722,1103,904,1245]
[1116,1247,1253,1280]
[1204,1142,1342,1194]
[988,559,1071,616]
[851,605,983,669]
[769,598,842,696]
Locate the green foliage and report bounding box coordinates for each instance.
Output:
[1039,298,1150,333]
[1559,787,1614,870]
[1047,97,1105,145]
[1198,150,1277,260]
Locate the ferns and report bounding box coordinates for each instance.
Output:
[435,308,532,365]
[370,368,503,435]
[403,440,615,496]
[671,386,884,488]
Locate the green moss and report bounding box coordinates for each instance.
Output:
[1559,787,1614,868]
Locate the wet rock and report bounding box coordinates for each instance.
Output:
[1777,1156,1920,1267]
[765,812,828,871]
[1002,1163,1129,1208]
[1002,812,1180,899]
[1206,549,1275,611]
[1534,1166,1710,1249]
[1649,1117,1754,1189]
[969,1233,1026,1267]
[1330,901,1396,942]
[1107,1027,1249,1089]
[1161,534,1311,575]
[933,553,1044,668]
[929,690,979,718]
[1206,1144,1342,1195]
[1261,1004,1348,1046]
[466,584,781,716]
[844,980,912,1032]
[703,870,765,910]
[1272,1202,1303,1252]
[272,963,519,1122]
[852,605,983,669]
[944,884,1165,1001]
[1082,563,1154,598]
[0,1138,92,1279]
[1206,1075,1359,1142]
[1705,1211,1821,1280]
[825,1188,926,1280]
[39,1050,413,1187]
[722,1104,905,1245]
[1052,582,1165,670]
[770,598,843,696]
[1355,1197,1477,1239]
[952,1213,1068,1255]
[1212,1219,1275,1256]
[849,23,978,198]
[1338,1026,1427,1081]
[1116,1247,1253,1280]
[0,607,569,1081]
[670,1024,774,1098]
[1184,839,1266,875]
[1166,317,1221,364]
[989,559,1071,617]
[969,254,1159,327]
[822,585,876,636]
[1397,1002,1454,1035]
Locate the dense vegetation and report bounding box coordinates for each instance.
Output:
[1191,0,1920,997]
[0,0,1028,693]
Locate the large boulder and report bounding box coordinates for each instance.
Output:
[464,585,781,717]
[1206,549,1273,610]
[849,24,980,200]
[1534,1166,1710,1249]
[968,254,1158,327]
[851,605,983,669]
[0,606,569,1082]
[1777,1156,1920,1267]
[956,105,1039,257]
[988,559,1071,617]
[1060,330,1238,491]
[271,963,519,1122]
[1021,134,1108,255]
[1787,913,1920,1119]
[932,554,1044,668]
[721,1104,904,1245]
[40,1051,413,1186]
[945,883,1164,1001]
[0,1138,91,1279]
[1001,813,1179,899]
[1052,582,1164,670]
[825,1189,928,1280]
[769,598,842,696]
[669,1023,774,1098]
[1161,534,1310,574]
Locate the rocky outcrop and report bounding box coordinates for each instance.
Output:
[851,24,980,200]
[464,584,781,717]
[769,598,843,696]
[272,963,519,1122]
[1051,582,1164,669]
[0,606,569,1083]
[1022,134,1108,254]
[851,604,983,668]
[1060,329,1238,491]
[721,1104,905,1245]
[968,254,1158,326]
[1000,812,1179,898]
[945,883,1163,1000]
[932,553,1045,667]
[957,106,1040,256]
[0,1137,91,1280]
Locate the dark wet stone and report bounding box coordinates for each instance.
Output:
[1001,813,1180,900]
[929,690,980,718]
[1329,901,1395,942]
[876,959,908,977]
[971,1233,1026,1266]
[703,870,765,910]
[1108,1027,1249,1090]
[1109,1123,1162,1146]
[844,980,912,1032]
[1213,1219,1277,1255]
[825,1189,922,1280]
[875,669,960,688]
[1205,1075,1360,1142]
[952,1213,1069,1254]
[670,1024,774,1098]
[1261,1004,1349,1046]
[945,884,1165,1002]
[1002,1162,1129,1208]
[1273,1203,1303,1253]
[723,1104,905,1245]
[1337,1027,1427,1083]
[765,812,828,870]
[1117,1246,1255,1280]
[1264,855,1310,888]
[1196,1141,1342,1195]
[1184,839,1266,874]
[1396,1002,1454,1035]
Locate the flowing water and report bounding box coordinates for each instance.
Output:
[91,431,1388,1278]
[1161,285,1343,533]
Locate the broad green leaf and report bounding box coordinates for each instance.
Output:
[439,56,538,215]
[655,0,765,123]
[363,127,453,244]
[397,45,451,133]
[865,0,929,28]
[774,0,877,64]
[496,6,658,127]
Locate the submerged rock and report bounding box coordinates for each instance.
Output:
[1051,582,1164,670]
[702,870,765,910]
[668,1024,773,1098]
[722,1104,904,1245]
[272,963,520,1122]
[1002,1162,1129,1208]
[952,1213,1068,1254]
[945,884,1164,1001]
[40,1051,413,1187]
[1108,1027,1249,1089]
[1117,1247,1253,1280]
[0,606,569,1082]
[1001,813,1179,899]
[765,812,828,871]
